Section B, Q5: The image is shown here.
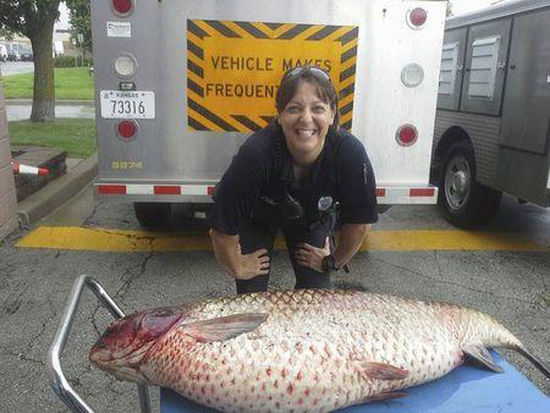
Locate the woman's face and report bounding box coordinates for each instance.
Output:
[279,80,335,161]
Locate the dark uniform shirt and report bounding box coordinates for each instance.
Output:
[209,122,378,235]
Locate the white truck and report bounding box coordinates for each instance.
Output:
[91,0,446,228]
[432,0,550,227]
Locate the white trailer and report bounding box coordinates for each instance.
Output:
[91,0,445,228]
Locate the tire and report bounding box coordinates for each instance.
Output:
[133,202,172,229]
[438,142,502,228]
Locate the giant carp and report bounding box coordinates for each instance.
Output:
[90,289,550,412]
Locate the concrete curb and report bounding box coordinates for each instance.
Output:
[17,152,98,226]
[6,98,95,106]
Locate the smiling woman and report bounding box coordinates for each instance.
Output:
[208,66,379,294]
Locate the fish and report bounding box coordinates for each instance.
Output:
[89,289,550,412]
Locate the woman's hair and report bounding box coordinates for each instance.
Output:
[275,66,340,131]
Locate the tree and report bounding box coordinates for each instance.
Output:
[446,1,453,17]
[0,0,61,122]
[0,26,14,40]
[66,0,91,60]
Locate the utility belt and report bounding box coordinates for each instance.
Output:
[253,192,338,232]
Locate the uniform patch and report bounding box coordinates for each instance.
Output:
[318,196,333,211]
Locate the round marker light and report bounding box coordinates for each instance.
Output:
[117,120,138,140]
[396,124,418,146]
[408,8,427,28]
[114,54,137,78]
[401,63,424,88]
[112,0,133,15]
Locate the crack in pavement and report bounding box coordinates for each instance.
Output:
[1,282,30,315]
[21,298,57,360]
[0,297,58,368]
[372,256,539,306]
[433,250,444,280]
[84,227,158,252]
[90,249,154,340]
[2,351,46,366]
[82,200,102,227]
[114,250,154,301]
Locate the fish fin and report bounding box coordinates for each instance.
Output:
[517,347,550,379]
[462,345,504,373]
[182,313,268,342]
[361,361,409,380]
[366,391,408,402]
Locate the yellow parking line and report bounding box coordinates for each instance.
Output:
[361,230,547,251]
[15,226,549,252]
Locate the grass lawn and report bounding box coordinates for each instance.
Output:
[2,67,94,100]
[9,118,97,158]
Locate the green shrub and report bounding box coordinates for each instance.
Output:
[54,55,93,68]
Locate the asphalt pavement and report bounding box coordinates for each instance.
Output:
[0,182,549,412]
[6,103,95,121]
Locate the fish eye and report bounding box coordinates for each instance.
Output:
[105,321,122,334]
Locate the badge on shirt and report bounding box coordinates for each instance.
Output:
[318,196,334,211]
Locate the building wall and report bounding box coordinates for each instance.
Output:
[0,67,18,240]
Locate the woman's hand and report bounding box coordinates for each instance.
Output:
[294,236,331,273]
[210,229,270,280]
[235,245,270,280]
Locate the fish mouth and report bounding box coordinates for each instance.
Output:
[89,341,155,384]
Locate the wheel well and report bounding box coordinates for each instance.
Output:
[431,126,472,183]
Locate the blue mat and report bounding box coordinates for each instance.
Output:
[160,352,549,412]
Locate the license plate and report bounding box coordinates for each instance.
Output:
[100,90,155,119]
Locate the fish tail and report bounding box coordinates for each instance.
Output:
[462,309,550,378]
[516,347,550,379]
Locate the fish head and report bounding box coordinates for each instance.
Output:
[89,307,182,383]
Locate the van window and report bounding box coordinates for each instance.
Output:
[467,35,501,99]
[439,42,459,96]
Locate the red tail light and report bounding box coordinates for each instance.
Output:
[112,0,133,15]
[117,120,138,139]
[408,8,427,28]
[396,124,418,146]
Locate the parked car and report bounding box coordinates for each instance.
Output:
[20,51,33,62]
[7,51,21,61]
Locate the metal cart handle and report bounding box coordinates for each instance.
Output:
[47,275,151,413]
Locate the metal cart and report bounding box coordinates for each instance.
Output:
[47,275,151,413]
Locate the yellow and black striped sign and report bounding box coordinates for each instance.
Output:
[187,19,358,133]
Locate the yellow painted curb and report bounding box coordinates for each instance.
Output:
[15,226,549,252]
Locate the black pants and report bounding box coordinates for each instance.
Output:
[235,206,335,294]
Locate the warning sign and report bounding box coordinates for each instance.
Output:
[186,20,359,133]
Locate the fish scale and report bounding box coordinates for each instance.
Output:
[91,289,540,412]
[141,290,512,411]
